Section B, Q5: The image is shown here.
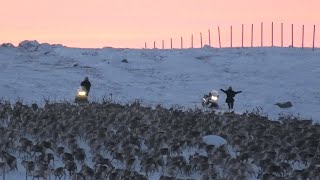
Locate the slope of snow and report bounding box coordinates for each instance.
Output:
[0,44,319,121]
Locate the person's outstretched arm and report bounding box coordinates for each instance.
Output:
[236,91,242,94]
[220,89,226,93]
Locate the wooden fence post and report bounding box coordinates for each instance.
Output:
[242,24,244,47]
[313,25,315,51]
[170,38,173,49]
[281,23,283,47]
[231,26,233,48]
[154,41,156,49]
[261,22,263,47]
[302,25,304,49]
[181,37,183,49]
[271,22,274,47]
[145,42,147,49]
[191,34,194,48]
[251,24,253,47]
[200,32,203,48]
[218,26,221,48]
[208,29,211,46]
[162,40,164,49]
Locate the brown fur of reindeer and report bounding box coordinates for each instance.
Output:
[52,167,66,180]
[31,169,48,180]
[21,160,35,176]
[0,151,17,171]
[64,161,77,176]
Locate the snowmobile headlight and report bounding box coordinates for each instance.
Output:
[78,91,86,96]
[211,96,218,101]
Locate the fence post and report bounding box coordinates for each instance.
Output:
[218,26,221,48]
[281,23,283,47]
[200,32,203,48]
[271,22,274,47]
[162,40,164,49]
[191,34,194,48]
[154,41,156,49]
[302,25,304,49]
[292,24,294,47]
[231,26,233,48]
[145,42,147,49]
[251,24,253,47]
[261,22,263,47]
[242,24,244,47]
[170,38,173,49]
[208,29,211,46]
[181,37,183,49]
[313,25,315,51]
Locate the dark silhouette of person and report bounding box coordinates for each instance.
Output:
[81,77,91,96]
[203,92,212,100]
[220,86,242,109]
[202,92,212,107]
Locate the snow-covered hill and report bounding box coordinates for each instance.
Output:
[0,41,319,121]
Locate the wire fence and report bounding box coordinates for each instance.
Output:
[144,22,318,51]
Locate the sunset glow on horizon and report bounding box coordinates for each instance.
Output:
[1,0,319,48]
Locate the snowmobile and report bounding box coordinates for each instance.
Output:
[74,86,89,103]
[202,90,219,108]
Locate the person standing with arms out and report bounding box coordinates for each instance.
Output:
[220,86,242,109]
[81,77,91,96]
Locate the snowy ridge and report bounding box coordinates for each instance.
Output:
[0,41,319,121]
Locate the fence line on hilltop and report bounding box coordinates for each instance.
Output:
[144,22,318,51]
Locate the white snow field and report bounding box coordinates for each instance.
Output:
[0,41,319,121]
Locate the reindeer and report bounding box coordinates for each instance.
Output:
[93,164,109,179]
[36,153,54,166]
[40,140,53,152]
[21,160,35,176]
[0,151,17,171]
[0,162,7,179]
[56,147,64,158]
[31,144,44,158]
[0,98,319,180]
[92,154,113,169]
[71,173,85,180]
[79,165,94,180]
[31,163,50,180]
[52,167,66,180]
[64,161,77,176]
[31,169,48,180]
[73,148,86,164]
[62,152,74,163]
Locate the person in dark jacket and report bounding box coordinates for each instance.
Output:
[220,86,242,109]
[81,77,91,96]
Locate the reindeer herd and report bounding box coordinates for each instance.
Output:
[0,99,319,180]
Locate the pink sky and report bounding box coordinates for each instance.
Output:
[0,0,319,48]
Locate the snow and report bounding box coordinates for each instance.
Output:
[35,43,54,54]
[1,43,14,48]
[202,135,227,147]
[0,43,319,121]
[18,40,40,50]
